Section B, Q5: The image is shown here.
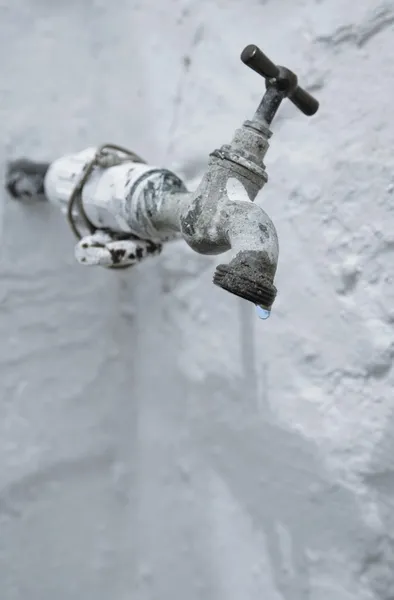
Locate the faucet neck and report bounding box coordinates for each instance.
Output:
[253,85,287,126]
[209,116,272,194]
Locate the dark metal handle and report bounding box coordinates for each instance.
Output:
[241,44,279,80]
[290,85,319,116]
[241,44,319,117]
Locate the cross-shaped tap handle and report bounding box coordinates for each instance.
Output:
[241,44,319,117]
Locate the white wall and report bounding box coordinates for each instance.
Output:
[1,1,394,598]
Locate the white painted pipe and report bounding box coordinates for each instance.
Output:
[44,147,185,240]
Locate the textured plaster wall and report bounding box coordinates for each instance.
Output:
[1,0,394,598]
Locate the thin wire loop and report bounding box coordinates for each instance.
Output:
[66,143,146,240]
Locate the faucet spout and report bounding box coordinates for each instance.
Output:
[176,148,279,309]
[215,197,279,310]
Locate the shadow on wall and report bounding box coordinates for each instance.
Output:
[188,304,375,600]
[359,409,394,600]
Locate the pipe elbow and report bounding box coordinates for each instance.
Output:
[227,200,279,269]
[178,189,230,256]
[213,200,279,310]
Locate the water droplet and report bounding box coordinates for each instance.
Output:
[256,305,270,320]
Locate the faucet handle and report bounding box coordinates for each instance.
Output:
[240,44,279,79]
[241,44,319,117]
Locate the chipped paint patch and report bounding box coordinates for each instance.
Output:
[74,230,162,268]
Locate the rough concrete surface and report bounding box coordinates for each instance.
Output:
[0,0,394,598]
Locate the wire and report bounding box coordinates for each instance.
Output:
[66,143,146,240]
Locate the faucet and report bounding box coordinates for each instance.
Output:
[5,44,319,314]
